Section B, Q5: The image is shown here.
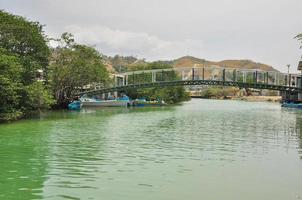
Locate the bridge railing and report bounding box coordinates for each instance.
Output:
[114,66,301,89]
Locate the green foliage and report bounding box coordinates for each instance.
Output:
[156,86,190,104]
[129,61,171,71]
[199,87,239,99]
[49,33,110,106]
[0,48,23,121]
[126,86,190,104]
[0,10,50,84]
[125,61,190,104]
[0,48,55,122]
[108,55,139,72]
[0,11,53,122]
[23,82,55,110]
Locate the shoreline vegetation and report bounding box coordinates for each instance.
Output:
[0,10,189,122]
[0,10,301,122]
[189,87,281,102]
[191,95,282,102]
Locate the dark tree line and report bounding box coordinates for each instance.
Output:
[0,11,110,122]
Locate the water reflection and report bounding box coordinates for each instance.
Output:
[0,121,50,200]
[292,109,302,158]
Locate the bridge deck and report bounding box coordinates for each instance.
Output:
[77,67,302,95]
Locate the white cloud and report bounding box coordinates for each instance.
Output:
[2,0,302,72]
[64,25,205,60]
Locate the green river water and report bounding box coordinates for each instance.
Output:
[0,99,302,200]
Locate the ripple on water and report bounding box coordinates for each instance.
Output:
[1,100,302,200]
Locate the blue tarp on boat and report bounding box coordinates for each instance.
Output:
[68,101,82,110]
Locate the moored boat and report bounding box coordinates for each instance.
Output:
[68,101,83,110]
[281,102,302,109]
[80,95,130,107]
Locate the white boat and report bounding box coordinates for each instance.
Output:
[80,96,130,107]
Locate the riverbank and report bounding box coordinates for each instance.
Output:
[191,95,282,102]
[232,96,281,102]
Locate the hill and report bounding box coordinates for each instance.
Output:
[104,55,278,72]
[173,56,277,71]
[103,55,147,72]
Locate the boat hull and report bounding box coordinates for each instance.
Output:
[281,103,302,109]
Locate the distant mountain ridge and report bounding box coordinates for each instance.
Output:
[172,56,277,71]
[104,55,278,72]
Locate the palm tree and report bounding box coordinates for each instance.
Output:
[296,34,302,70]
[295,33,302,49]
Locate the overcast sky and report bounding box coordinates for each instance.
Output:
[1,0,302,72]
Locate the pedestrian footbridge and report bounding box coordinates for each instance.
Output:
[78,66,302,96]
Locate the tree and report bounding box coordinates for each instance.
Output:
[124,61,190,104]
[0,10,53,122]
[0,10,50,84]
[295,33,302,49]
[49,33,110,107]
[0,48,23,121]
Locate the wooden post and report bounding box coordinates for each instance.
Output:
[202,68,205,80]
[222,69,225,82]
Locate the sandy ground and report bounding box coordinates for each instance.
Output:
[191,96,282,102]
[231,96,282,102]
